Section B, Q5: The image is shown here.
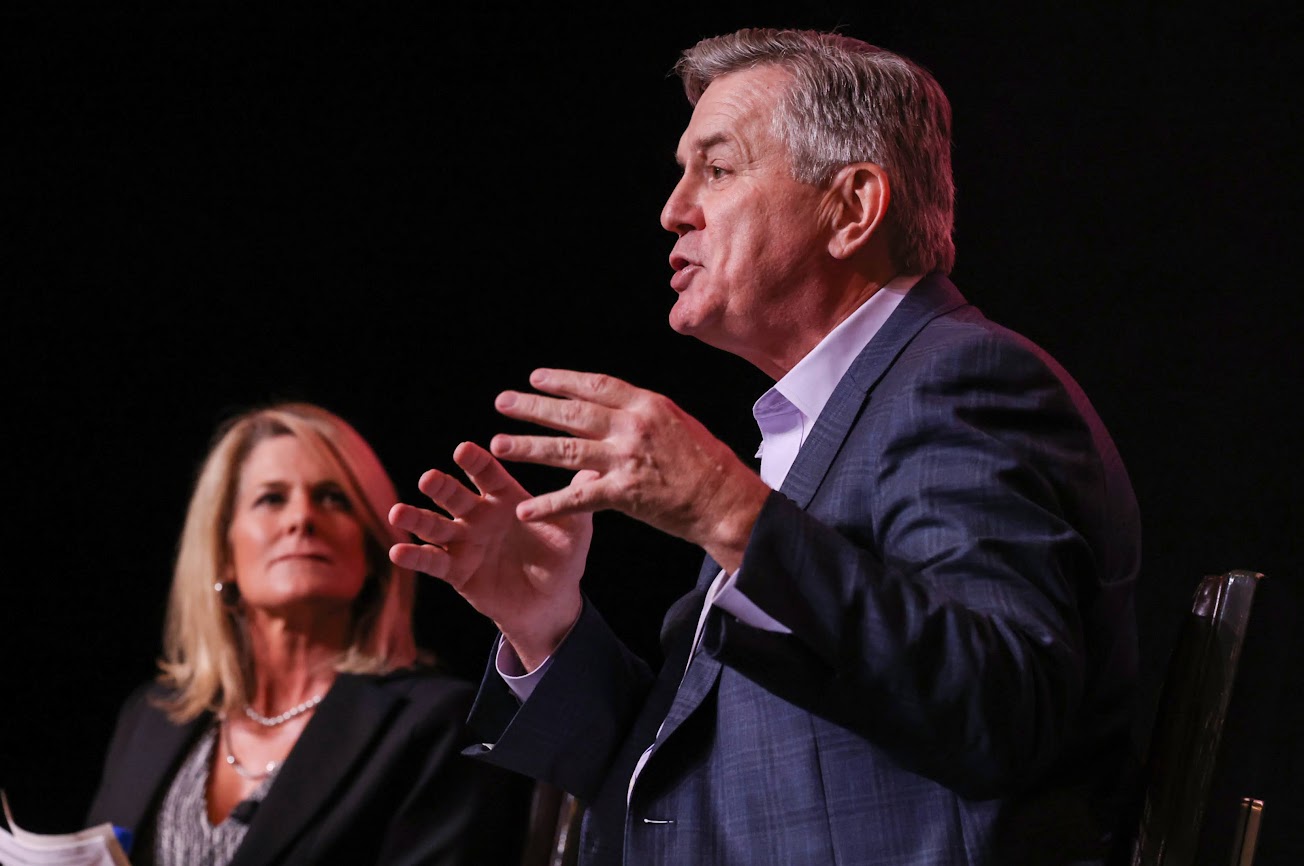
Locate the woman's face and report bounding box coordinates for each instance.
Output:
[226,434,370,617]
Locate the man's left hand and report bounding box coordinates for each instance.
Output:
[490,368,770,572]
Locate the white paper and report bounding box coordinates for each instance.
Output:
[0,792,130,866]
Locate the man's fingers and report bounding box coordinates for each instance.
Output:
[526,368,641,408]
[516,474,611,521]
[389,502,462,546]
[453,440,528,499]
[495,389,615,438]
[571,468,602,486]
[416,468,480,516]
[490,433,609,471]
[389,541,451,581]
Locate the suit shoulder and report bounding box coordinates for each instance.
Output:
[903,305,1091,400]
[917,303,1052,360]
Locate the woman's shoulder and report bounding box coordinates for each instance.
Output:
[112,679,179,724]
[347,665,476,712]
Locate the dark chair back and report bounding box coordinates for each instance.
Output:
[520,781,583,866]
[1132,569,1271,866]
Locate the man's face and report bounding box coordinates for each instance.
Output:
[661,65,831,369]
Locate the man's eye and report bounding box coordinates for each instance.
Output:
[709,165,728,180]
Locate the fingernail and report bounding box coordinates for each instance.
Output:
[530,369,549,386]
[490,434,511,455]
[517,502,535,520]
[496,391,516,409]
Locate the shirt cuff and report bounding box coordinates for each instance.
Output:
[495,635,554,703]
[711,569,793,634]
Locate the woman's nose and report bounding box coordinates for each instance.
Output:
[283,492,317,535]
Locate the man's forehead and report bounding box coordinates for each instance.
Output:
[675,65,791,161]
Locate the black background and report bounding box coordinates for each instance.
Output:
[3,1,1301,860]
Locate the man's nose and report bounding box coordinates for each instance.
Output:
[660,175,701,236]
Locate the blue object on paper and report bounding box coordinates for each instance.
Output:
[111,825,134,855]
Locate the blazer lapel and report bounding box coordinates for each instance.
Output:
[779,273,968,509]
[654,650,721,745]
[116,704,207,833]
[693,555,722,592]
[649,275,969,750]
[229,675,402,866]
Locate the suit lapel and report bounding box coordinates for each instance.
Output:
[229,674,401,866]
[650,275,969,750]
[655,650,721,744]
[779,273,968,508]
[693,555,722,592]
[638,562,722,757]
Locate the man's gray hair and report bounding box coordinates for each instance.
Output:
[675,28,955,274]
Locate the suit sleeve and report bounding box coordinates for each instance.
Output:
[705,325,1138,799]
[464,599,655,802]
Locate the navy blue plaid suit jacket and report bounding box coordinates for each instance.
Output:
[468,273,1141,865]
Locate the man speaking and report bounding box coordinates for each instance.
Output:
[391,28,1140,865]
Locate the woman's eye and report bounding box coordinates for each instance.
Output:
[254,491,285,507]
[320,489,353,511]
[709,165,728,180]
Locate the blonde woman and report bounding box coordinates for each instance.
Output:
[87,403,525,866]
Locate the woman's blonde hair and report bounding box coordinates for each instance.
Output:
[157,403,417,721]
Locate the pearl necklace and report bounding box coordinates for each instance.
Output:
[243,694,324,727]
[220,722,279,781]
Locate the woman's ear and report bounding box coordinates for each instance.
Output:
[824,162,890,260]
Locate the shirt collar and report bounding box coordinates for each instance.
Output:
[757,273,921,426]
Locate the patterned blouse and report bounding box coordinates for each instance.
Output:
[147,725,277,866]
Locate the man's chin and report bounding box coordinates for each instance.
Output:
[667,314,693,337]
[668,300,711,339]
[670,311,737,358]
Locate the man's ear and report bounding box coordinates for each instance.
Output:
[824,162,890,260]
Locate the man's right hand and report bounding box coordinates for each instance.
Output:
[388,440,592,671]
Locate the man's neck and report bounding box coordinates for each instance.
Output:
[748,270,900,379]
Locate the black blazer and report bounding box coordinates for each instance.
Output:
[88,669,529,866]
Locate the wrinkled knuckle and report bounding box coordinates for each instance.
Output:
[650,392,679,418]
[587,373,612,395]
[557,437,581,464]
[559,400,585,427]
[625,412,650,438]
[632,419,658,450]
[612,440,637,470]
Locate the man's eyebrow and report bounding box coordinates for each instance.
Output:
[673,132,734,166]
